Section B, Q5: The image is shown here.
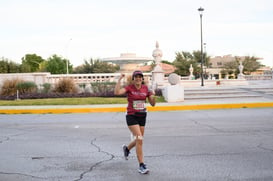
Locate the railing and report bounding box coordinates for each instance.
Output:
[1,72,272,89]
[46,73,121,84]
[244,75,272,80]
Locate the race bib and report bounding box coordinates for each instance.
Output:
[133,100,146,110]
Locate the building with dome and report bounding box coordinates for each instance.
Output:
[101,53,153,73]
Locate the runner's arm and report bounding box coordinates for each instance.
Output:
[114,74,126,95]
[148,91,156,106]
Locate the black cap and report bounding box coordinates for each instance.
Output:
[132,70,143,78]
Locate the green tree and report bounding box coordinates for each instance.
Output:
[45,55,73,74]
[73,59,93,73]
[221,61,238,76]
[161,60,173,65]
[240,56,262,75]
[0,57,21,73]
[192,50,210,67]
[21,54,45,72]
[147,60,173,72]
[73,58,119,73]
[221,56,262,77]
[173,51,202,77]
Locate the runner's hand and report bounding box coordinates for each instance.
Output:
[118,74,125,81]
[150,90,155,95]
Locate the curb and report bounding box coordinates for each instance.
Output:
[1,102,273,114]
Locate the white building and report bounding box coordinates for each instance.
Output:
[102,53,153,72]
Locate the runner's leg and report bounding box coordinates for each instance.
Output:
[128,125,144,164]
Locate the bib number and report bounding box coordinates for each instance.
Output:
[133,100,146,111]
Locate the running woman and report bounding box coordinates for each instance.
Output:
[114,70,156,174]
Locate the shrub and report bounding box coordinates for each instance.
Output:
[41,83,51,93]
[0,78,23,96]
[155,88,162,96]
[53,78,78,94]
[16,81,37,94]
[91,82,116,96]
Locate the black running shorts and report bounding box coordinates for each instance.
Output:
[126,114,146,126]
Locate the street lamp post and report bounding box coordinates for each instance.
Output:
[65,38,72,75]
[66,59,69,75]
[198,7,204,86]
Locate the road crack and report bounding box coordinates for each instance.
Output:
[0,171,45,180]
[0,136,10,143]
[257,143,273,152]
[190,117,224,133]
[146,151,244,158]
[74,137,115,181]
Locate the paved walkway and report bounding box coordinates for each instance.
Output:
[1,98,273,114]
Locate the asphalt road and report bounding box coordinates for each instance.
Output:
[0,108,273,181]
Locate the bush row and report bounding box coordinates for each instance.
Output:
[0,92,121,100]
[0,78,162,100]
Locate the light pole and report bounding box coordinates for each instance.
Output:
[65,38,72,75]
[198,7,204,86]
[66,58,69,75]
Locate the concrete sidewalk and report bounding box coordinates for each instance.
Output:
[1,97,273,114]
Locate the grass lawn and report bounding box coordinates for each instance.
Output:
[0,96,165,106]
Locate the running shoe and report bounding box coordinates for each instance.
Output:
[138,164,149,174]
[122,144,130,160]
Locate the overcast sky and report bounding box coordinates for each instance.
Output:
[1,0,273,67]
